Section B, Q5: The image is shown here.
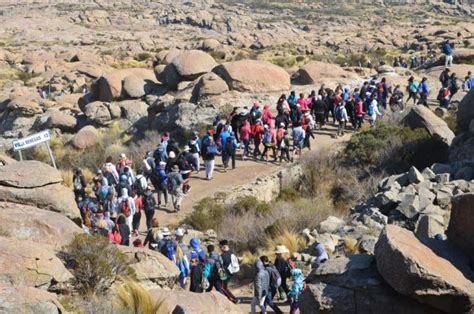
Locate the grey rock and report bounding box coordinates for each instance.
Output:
[359,235,378,255]
[435,173,450,184]
[378,173,408,191]
[435,187,453,208]
[421,167,436,180]
[408,166,424,184]
[318,216,345,234]
[415,214,445,238]
[396,193,420,219]
[447,193,474,264]
[454,166,473,181]
[431,163,452,175]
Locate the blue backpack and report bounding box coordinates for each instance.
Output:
[161,239,176,261]
[263,131,272,144]
[368,105,374,116]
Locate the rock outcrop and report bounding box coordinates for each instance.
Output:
[213,60,290,93]
[402,106,455,145]
[0,161,80,221]
[447,193,474,264]
[375,225,474,313]
[0,285,65,314]
[0,202,82,248]
[457,88,474,132]
[294,61,351,85]
[71,125,100,149]
[149,290,241,314]
[300,254,438,313]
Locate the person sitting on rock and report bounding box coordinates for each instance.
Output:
[311,243,329,269]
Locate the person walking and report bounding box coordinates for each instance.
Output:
[368,96,382,128]
[239,120,252,160]
[406,76,418,105]
[463,71,473,91]
[118,188,136,235]
[188,132,201,173]
[143,185,155,230]
[219,240,240,304]
[274,245,291,300]
[261,256,284,314]
[443,40,453,68]
[251,259,270,314]
[156,162,169,208]
[288,269,305,314]
[335,102,349,138]
[223,132,240,170]
[201,132,217,180]
[354,99,365,131]
[417,77,429,107]
[168,165,185,212]
[448,72,460,100]
[72,167,87,202]
[292,122,306,158]
[252,120,264,160]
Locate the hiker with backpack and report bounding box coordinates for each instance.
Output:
[437,87,450,108]
[133,169,147,197]
[190,255,205,293]
[335,101,349,138]
[261,124,277,163]
[143,218,162,250]
[131,190,143,237]
[153,143,168,165]
[312,95,326,129]
[117,153,132,175]
[251,259,270,314]
[274,245,292,301]
[219,125,231,170]
[103,156,119,188]
[178,146,195,194]
[442,40,453,68]
[189,237,207,264]
[439,68,450,88]
[417,77,429,107]
[114,214,130,246]
[288,268,305,314]
[201,131,217,180]
[175,228,190,260]
[292,122,306,159]
[118,188,136,235]
[464,71,473,91]
[262,104,273,126]
[219,240,240,304]
[155,162,169,208]
[250,102,263,124]
[203,245,225,293]
[143,185,155,230]
[354,99,365,131]
[261,256,284,314]
[168,164,185,212]
[302,112,315,150]
[448,72,460,100]
[223,132,240,171]
[159,227,177,262]
[188,132,201,173]
[72,167,87,202]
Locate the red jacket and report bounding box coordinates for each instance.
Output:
[240,121,252,141]
[252,124,264,141]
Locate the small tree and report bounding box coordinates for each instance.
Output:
[62,234,134,296]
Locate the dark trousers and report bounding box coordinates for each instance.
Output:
[407,91,417,105]
[265,290,283,314]
[220,279,238,302]
[253,139,262,158]
[144,210,154,230]
[262,145,276,160]
[279,148,290,162]
[132,211,141,232]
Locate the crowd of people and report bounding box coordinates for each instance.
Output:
[69,58,472,310]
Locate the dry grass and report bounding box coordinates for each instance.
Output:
[0,225,10,237]
[115,278,167,314]
[344,237,359,255]
[265,229,307,257]
[61,169,73,188]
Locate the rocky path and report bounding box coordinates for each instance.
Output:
[142,124,351,229]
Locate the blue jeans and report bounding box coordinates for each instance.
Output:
[265,291,283,314]
[242,139,250,157]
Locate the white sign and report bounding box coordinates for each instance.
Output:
[12,130,51,151]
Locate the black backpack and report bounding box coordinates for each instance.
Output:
[144,192,154,211]
[133,178,146,196]
[225,137,235,155]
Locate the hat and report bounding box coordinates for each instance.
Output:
[175,228,185,237]
[172,164,179,172]
[120,153,126,159]
[160,227,171,236]
[264,124,269,129]
[96,169,102,174]
[183,145,190,152]
[279,122,285,127]
[275,245,289,254]
[95,219,107,229]
[169,151,176,159]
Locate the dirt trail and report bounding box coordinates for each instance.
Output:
[140,124,350,229]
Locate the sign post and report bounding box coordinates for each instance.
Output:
[11,130,57,169]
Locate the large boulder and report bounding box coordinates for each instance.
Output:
[71,125,100,150]
[149,290,241,314]
[375,225,474,313]
[118,246,180,289]
[171,50,217,80]
[0,202,82,248]
[300,254,437,313]
[150,101,218,135]
[117,99,149,125]
[457,88,474,132]
[213,60,290,93]
[92,68,156,102]
[192,72,229,101]
[294,61,351,85]
[123,74,159,99]
[401,106,455,145]
[447,193,474,263]
[45,110,77,132]
[0,237,73,290]
[0,161,80,221]
[0,285,65,313]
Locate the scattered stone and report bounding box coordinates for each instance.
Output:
[435,173,450,184]
[358,235,378,255]
[395,193,420,219]
[408,166,424,184]
[435,187,452,208]
[430,163,452,175]
[415,214,445,238]
[318,216,345,234]
[421,167,436,180]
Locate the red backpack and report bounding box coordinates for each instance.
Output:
[112,226,122,245]
[121,199,130,217]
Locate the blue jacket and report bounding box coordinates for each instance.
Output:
[220,131,230,150]
[443,42,452,55]
[418,81,429,95]
[287,94,298,106]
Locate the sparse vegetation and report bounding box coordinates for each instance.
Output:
[62,234,134,296]
[115,278,167,314]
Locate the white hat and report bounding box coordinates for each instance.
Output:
[279,122,285,127]
[169,151,176,159]
[264,124,269,129]
[120,153,126,159]
[275,245,289,254]
[175,228,185,237]
[160,227,171,236]
[183,145,190,152]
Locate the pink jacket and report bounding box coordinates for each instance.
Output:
[240,121,252,141]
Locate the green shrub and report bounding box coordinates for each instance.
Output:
[277,188,301,202]
[345,123,448,173]
[231,196,271,216]
[135,52,152,62]
[187,196,225,231]
[62,234,134,296]
[210,51,226,61]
